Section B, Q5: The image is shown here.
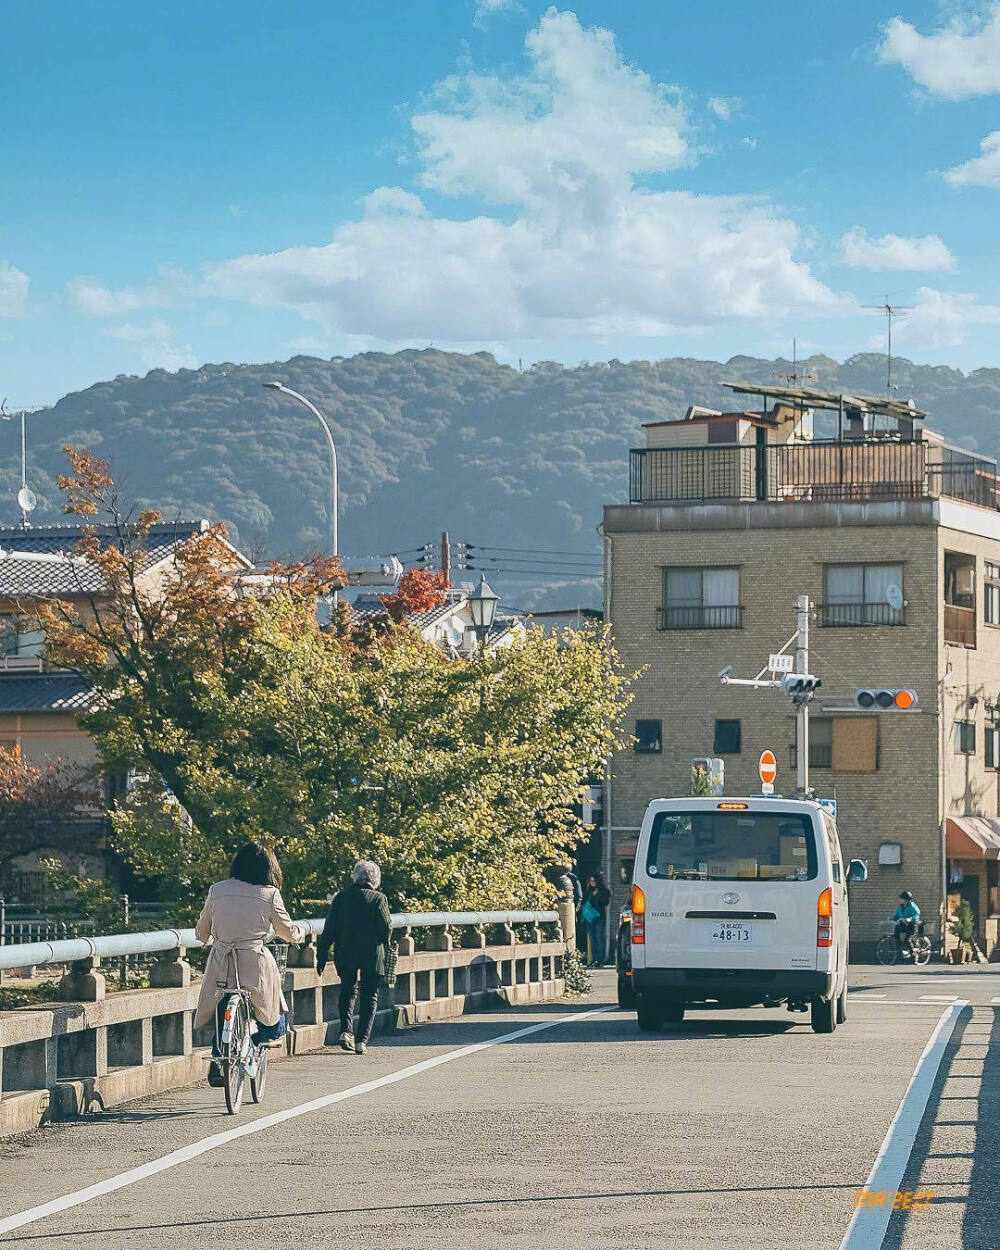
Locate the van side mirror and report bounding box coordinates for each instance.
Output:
[846,858,869,883]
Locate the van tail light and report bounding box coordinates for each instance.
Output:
[631,884,646,945]
[817,887,833,948]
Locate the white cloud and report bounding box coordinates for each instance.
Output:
[0,262,30,317]
[66,264,191,317]
[944,129,1000,187]
[740,136,758,149]
[878,6,1000,99]
[890,286,1000,349]
[707,95,741,122]
[203,11,843,340]
[474,0,517,24]
[103,320,198,371]
[840,226,956,271]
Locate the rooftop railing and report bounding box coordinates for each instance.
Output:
[629,440,999,509]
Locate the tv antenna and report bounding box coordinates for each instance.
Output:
[1,398,36,527]
[864,298,913,396]
[771,338,818,389]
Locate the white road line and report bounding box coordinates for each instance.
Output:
[838,1000,966,1250]
[918,995,958,1003]
[992,996,1000,1004]
[0,1004,610,1238]
[850,999,965,1007]
[851,992,886,998]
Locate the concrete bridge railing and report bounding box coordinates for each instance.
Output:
[0,911,566,1138]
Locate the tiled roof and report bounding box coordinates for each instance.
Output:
[0,552,107,597]
[0,521,208,574]
[0,673,94,713]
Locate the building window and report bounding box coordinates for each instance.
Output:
[659,567,741,630]
[791,717,878,772]
[987,727,1000,770]
[713,719,742,754]
[634,719,662,754]
[822,564,904,627]
[944,552,976,648]
[955,720,977,754]
[0,615,45,658]
[986,563,1000,625]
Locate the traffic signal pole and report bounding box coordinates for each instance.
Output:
[795,595,810,798]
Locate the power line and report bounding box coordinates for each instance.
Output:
[466,543,601,558]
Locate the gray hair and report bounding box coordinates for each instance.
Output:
[353,860,381,889]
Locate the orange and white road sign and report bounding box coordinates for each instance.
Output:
[758,750,777,786]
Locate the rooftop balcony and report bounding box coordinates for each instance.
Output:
[628,440,999,510]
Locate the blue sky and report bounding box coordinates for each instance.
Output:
[4,0,1000,406]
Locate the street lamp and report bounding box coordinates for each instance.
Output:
[262,382,339,565]
[468,573,499,649]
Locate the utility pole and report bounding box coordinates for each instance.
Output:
[795,595,810,796]
[440,531,451,582]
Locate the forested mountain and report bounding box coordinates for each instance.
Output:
[5,350,999,607]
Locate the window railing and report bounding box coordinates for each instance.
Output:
[819,602,906,627]
[944,603,977,649]
[629,441,1000,509]
[657,605,743,630]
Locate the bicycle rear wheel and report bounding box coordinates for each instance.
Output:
[875,936,898,966]
[223,995,248,1115]
[250,1045,268,1103]
[914,937,932,967]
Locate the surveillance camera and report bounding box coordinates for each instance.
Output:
[718,665,733,680]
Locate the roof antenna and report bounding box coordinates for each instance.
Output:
[771,338,817,389]
[1,399,37,528]
[864,297,914,397]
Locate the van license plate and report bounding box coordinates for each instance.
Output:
[710,922,753,944]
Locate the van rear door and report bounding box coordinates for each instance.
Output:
[635,800,824,973]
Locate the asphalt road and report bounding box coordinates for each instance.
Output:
[1,964,998,1250]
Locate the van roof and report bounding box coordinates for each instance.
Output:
[644,796,822,814]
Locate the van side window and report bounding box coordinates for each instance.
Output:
[822,812,842,883]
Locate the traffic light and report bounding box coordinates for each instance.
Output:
[781,673,822,695]
[855,688,918,710]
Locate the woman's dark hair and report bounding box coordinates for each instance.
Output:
[230,842,282,889]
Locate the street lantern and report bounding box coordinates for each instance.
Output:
[468,574,499,646]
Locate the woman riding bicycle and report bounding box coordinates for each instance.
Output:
[893,890,921,959]
[194,842,304,1085]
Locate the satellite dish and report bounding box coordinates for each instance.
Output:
[886,584,904,612]
[17,486,36,513]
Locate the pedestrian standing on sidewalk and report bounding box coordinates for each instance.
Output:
[316,860,392,1056]
[581,873,611,967]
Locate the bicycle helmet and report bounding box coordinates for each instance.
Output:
[900,890,913,901]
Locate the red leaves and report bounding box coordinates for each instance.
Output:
[380,569,450,624]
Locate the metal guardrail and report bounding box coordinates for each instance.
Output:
[0,910,559,972]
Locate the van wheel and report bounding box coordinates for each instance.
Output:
[636,994,662,1032]
[811,995,836,1034]
[617,975,636,1010]
[836,981,848,1024]
[662,997,685,1025]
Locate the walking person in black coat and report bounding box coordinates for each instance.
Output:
[316,860,392,1056]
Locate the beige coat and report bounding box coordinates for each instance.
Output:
[193,878,305,1029]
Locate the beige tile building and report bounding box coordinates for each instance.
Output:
[603,383,1000,955]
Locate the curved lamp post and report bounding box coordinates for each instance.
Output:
[263,381,340,604]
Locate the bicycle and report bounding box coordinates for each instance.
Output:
[875,920,932,967]
[215,940,289,1115]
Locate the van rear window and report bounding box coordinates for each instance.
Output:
[646,811,817,882]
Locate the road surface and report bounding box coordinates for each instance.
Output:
[1,964,998,1249]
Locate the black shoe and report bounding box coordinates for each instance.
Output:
[207,1059,225,1087]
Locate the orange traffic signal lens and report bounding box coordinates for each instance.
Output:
[894,689,916,709]
[631,883,646,915]
[817,887,833,918]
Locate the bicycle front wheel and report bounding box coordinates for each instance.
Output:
[914,938,933,967]
[875,936,898,966]
[223,996,248,1115]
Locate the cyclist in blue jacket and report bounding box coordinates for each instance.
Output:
[893,891,921,958]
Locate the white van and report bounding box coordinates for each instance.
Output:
[630,796,867,1034]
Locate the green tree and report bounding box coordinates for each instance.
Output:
[38,451,632,911]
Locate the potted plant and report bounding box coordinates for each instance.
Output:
[948,900,975,964]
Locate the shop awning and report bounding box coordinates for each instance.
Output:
[946,817,1000,859]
